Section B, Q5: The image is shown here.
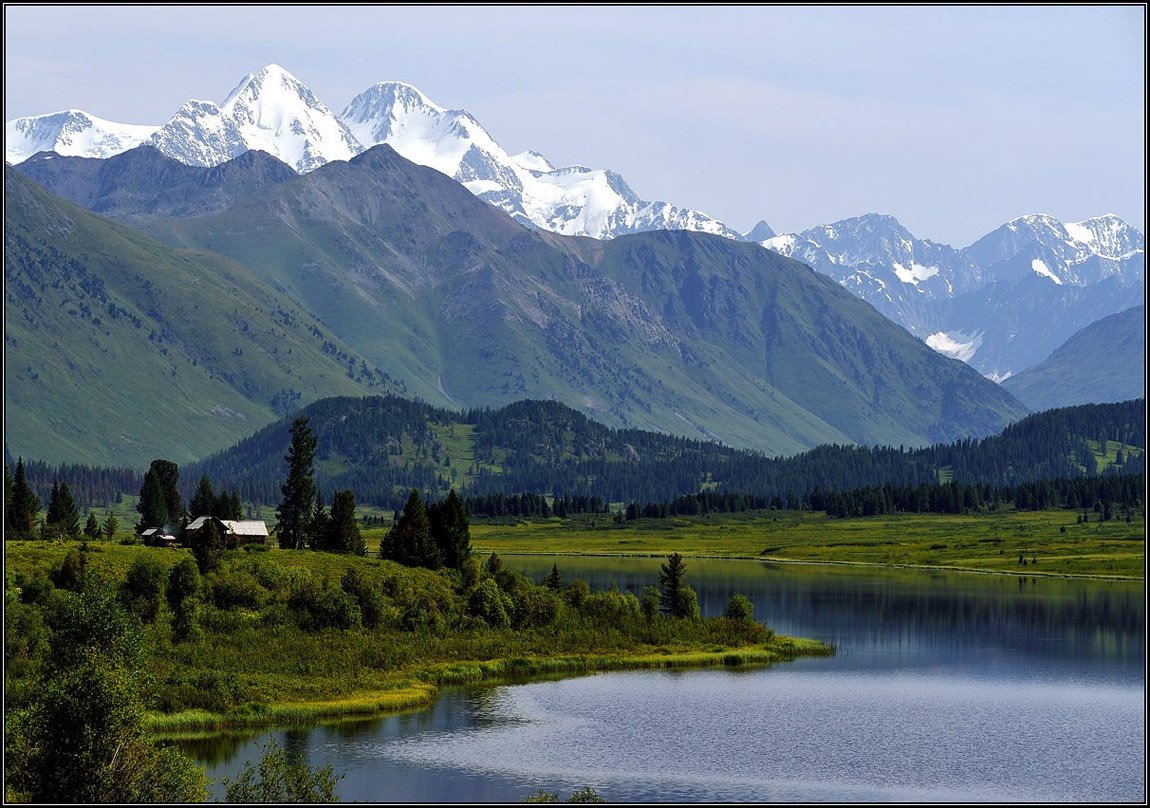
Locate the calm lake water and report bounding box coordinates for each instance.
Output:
[183,558,1145,802]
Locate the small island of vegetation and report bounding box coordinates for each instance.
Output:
[3,417,831,802]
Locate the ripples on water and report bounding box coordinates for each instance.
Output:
[191,560,1145,803]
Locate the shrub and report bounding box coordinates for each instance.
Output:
[723,593,754,623]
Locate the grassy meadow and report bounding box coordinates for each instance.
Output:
[461,508,1145,579]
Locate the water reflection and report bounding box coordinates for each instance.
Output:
[180,559,1144,802]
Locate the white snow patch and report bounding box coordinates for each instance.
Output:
[986,371,1013,383]
[1063,221,1092,245]
[1030,258,1063,284]
[925,330,983,363]
[891,261,940,285]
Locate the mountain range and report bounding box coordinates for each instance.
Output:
[7,64,1142,381]
[1000,306,1145,412]
[5,143,1027,468]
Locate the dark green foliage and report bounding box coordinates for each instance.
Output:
[658,553,689,617]
[326,490,364,555]
[120,559,167,623]
[545,564,563,591]
[468,578,512,628]
[428,489,471,568]
[526,786,607,803]
[137,467,169,531]
[381,490,441,568]
[151,460,183,523]
[340,568,383,628]
[6,458,41,538]
[7,660,208,802]
[310,491,330,551]
[276,416,317,550]
[166,558,201,642]
[182,397,1142,518]
[5,584,207,802]
[189,474,216,517]
[84,511,101,540]
[44,583,141,671]
[191,517,225,575]
[677,585,701,620]
[102,511,120,541]
[640,585,660,624]
[50,547,88,592]
[724,593,754,623]
[46,480,80,538]
[207,569,266,611]
[222,740,341,803]
[563,579,590,609]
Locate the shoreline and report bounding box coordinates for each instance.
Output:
[476,549,1145,583]
[146,638,833,737]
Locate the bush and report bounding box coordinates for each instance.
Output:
[341,568,383,628]
[468,578,512,629]
[723,593,754,623]
[223,740,340,803]
[206,570,266,610]
[120,559,168,623]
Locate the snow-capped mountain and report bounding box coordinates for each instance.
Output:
[6,67,744,242]
[5,110,157,163]
[965,213,1143,288]
[148,64,359,173]
[340,80,744,241]
[7,65,1141,383]
[761,214,984,335]
[760,212,1144,378]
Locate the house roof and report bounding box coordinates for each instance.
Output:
[186,516,269,537]
[225,520,269,537]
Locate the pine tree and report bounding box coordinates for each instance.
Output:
[429,489,471,569]
[136,468,169,532]
[310,492,330,552]
[381,490,440,568]
[102,512,120,542]
[275,416,317,550]
[7,457,41,539]
[189,475,216,518]
[326,490,363,555]
[148,460,183,524]
[47,481,81,539]
[84,512,101,540]
[190,518,224,575]
[658,552,689,617]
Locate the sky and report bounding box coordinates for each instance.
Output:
[4,5,1145,246]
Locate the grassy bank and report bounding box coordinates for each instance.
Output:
[5,541,833,738]
[144,638,829,735]
[465,508,1145,579]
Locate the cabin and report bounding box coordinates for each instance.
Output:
[184,516,270,548]
[140,527,179,548]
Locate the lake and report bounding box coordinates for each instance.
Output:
[184,557,1145,802]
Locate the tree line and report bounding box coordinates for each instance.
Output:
[6,398,1145,518]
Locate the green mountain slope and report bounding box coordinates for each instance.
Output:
[185,395,1143,511]
[11,147,1029,459]
[1001,306,1145,411]
[118,145,1026,453]
[4,166,406,467]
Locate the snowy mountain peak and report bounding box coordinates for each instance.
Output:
[143,63,358,172]
[8,67,748,241]
[1065,214,1144,259]
[512,150,555,173]
[5,109,158,163]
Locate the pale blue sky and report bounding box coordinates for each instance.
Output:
[4,5,1145,246]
